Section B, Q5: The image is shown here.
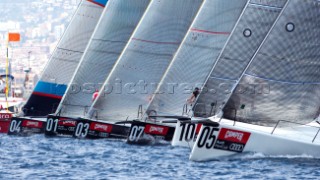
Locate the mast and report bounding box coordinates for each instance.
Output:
[223,0,320,126]
[144,0,248,117]
[5,33,20,111]
[192,0,288,118]
[23,0,107,116]
[56,0,151,117]
[89,0,203,121]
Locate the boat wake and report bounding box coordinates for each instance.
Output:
[225,152,320,161]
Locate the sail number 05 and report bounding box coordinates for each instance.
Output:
[197,127,219,149]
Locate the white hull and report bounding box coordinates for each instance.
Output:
[171,120,201,148]
[190,117,320,161]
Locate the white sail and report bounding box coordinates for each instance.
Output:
[223,0,320,126]
[56,0,151,117]
[90,0,203,121]
[23,0,107,116]
[145,0,248,116]
[193,0,288,118]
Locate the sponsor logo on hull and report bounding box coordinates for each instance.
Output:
[214,128,251,153]
[0,120,10,133]
[0,113,12,120]
[58,119,77,127]
[22,120,43,128]
[90,122,112,133]
[144,124,169,136]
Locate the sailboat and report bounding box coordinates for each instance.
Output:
[45,0,151,138]
[0,66,22,133]
[74,0,203,141]
[190,0,320,161]
[171,0,289,147]
[8,0,108,135]
[0,71,21,133]
[144,0,248,147]
[0,32,26,133]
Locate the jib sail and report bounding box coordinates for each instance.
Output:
[89,0,203,121]
[56,0,151,117]
[223,0,320,126]
[23,0,108,116]
[193,0,288,118]
[145,0,248,117]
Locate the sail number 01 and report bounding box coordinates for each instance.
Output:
[46,118,59,132]
[197,127,219,149]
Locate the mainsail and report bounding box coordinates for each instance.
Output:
[56,0,151,117]
[23,0,107,116]
[193,0,288,117]
[90,0,203,121]
[145,0,248,116]
[223,0,320,126]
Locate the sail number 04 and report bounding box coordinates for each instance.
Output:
[197,127,219,149]
[9,120,21,132]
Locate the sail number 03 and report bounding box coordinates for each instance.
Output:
[74,122,90,137]
[197,127,219,149]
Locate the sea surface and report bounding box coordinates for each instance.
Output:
[0,134,319,180]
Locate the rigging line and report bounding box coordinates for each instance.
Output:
[87,49,122,55]
[127,49,173,57]
[91,38,127,44]
[54,57,83,63]
[131,38,180,45]
[190,28,230,35]
[56,47,84,54]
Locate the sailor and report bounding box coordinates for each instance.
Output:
[92,89,99,102]
[187,87,200,106]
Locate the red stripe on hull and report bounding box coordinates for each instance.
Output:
[87,0,105,7]
[32,92,63,99]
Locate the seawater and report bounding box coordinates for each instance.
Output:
[0,134,319,179]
